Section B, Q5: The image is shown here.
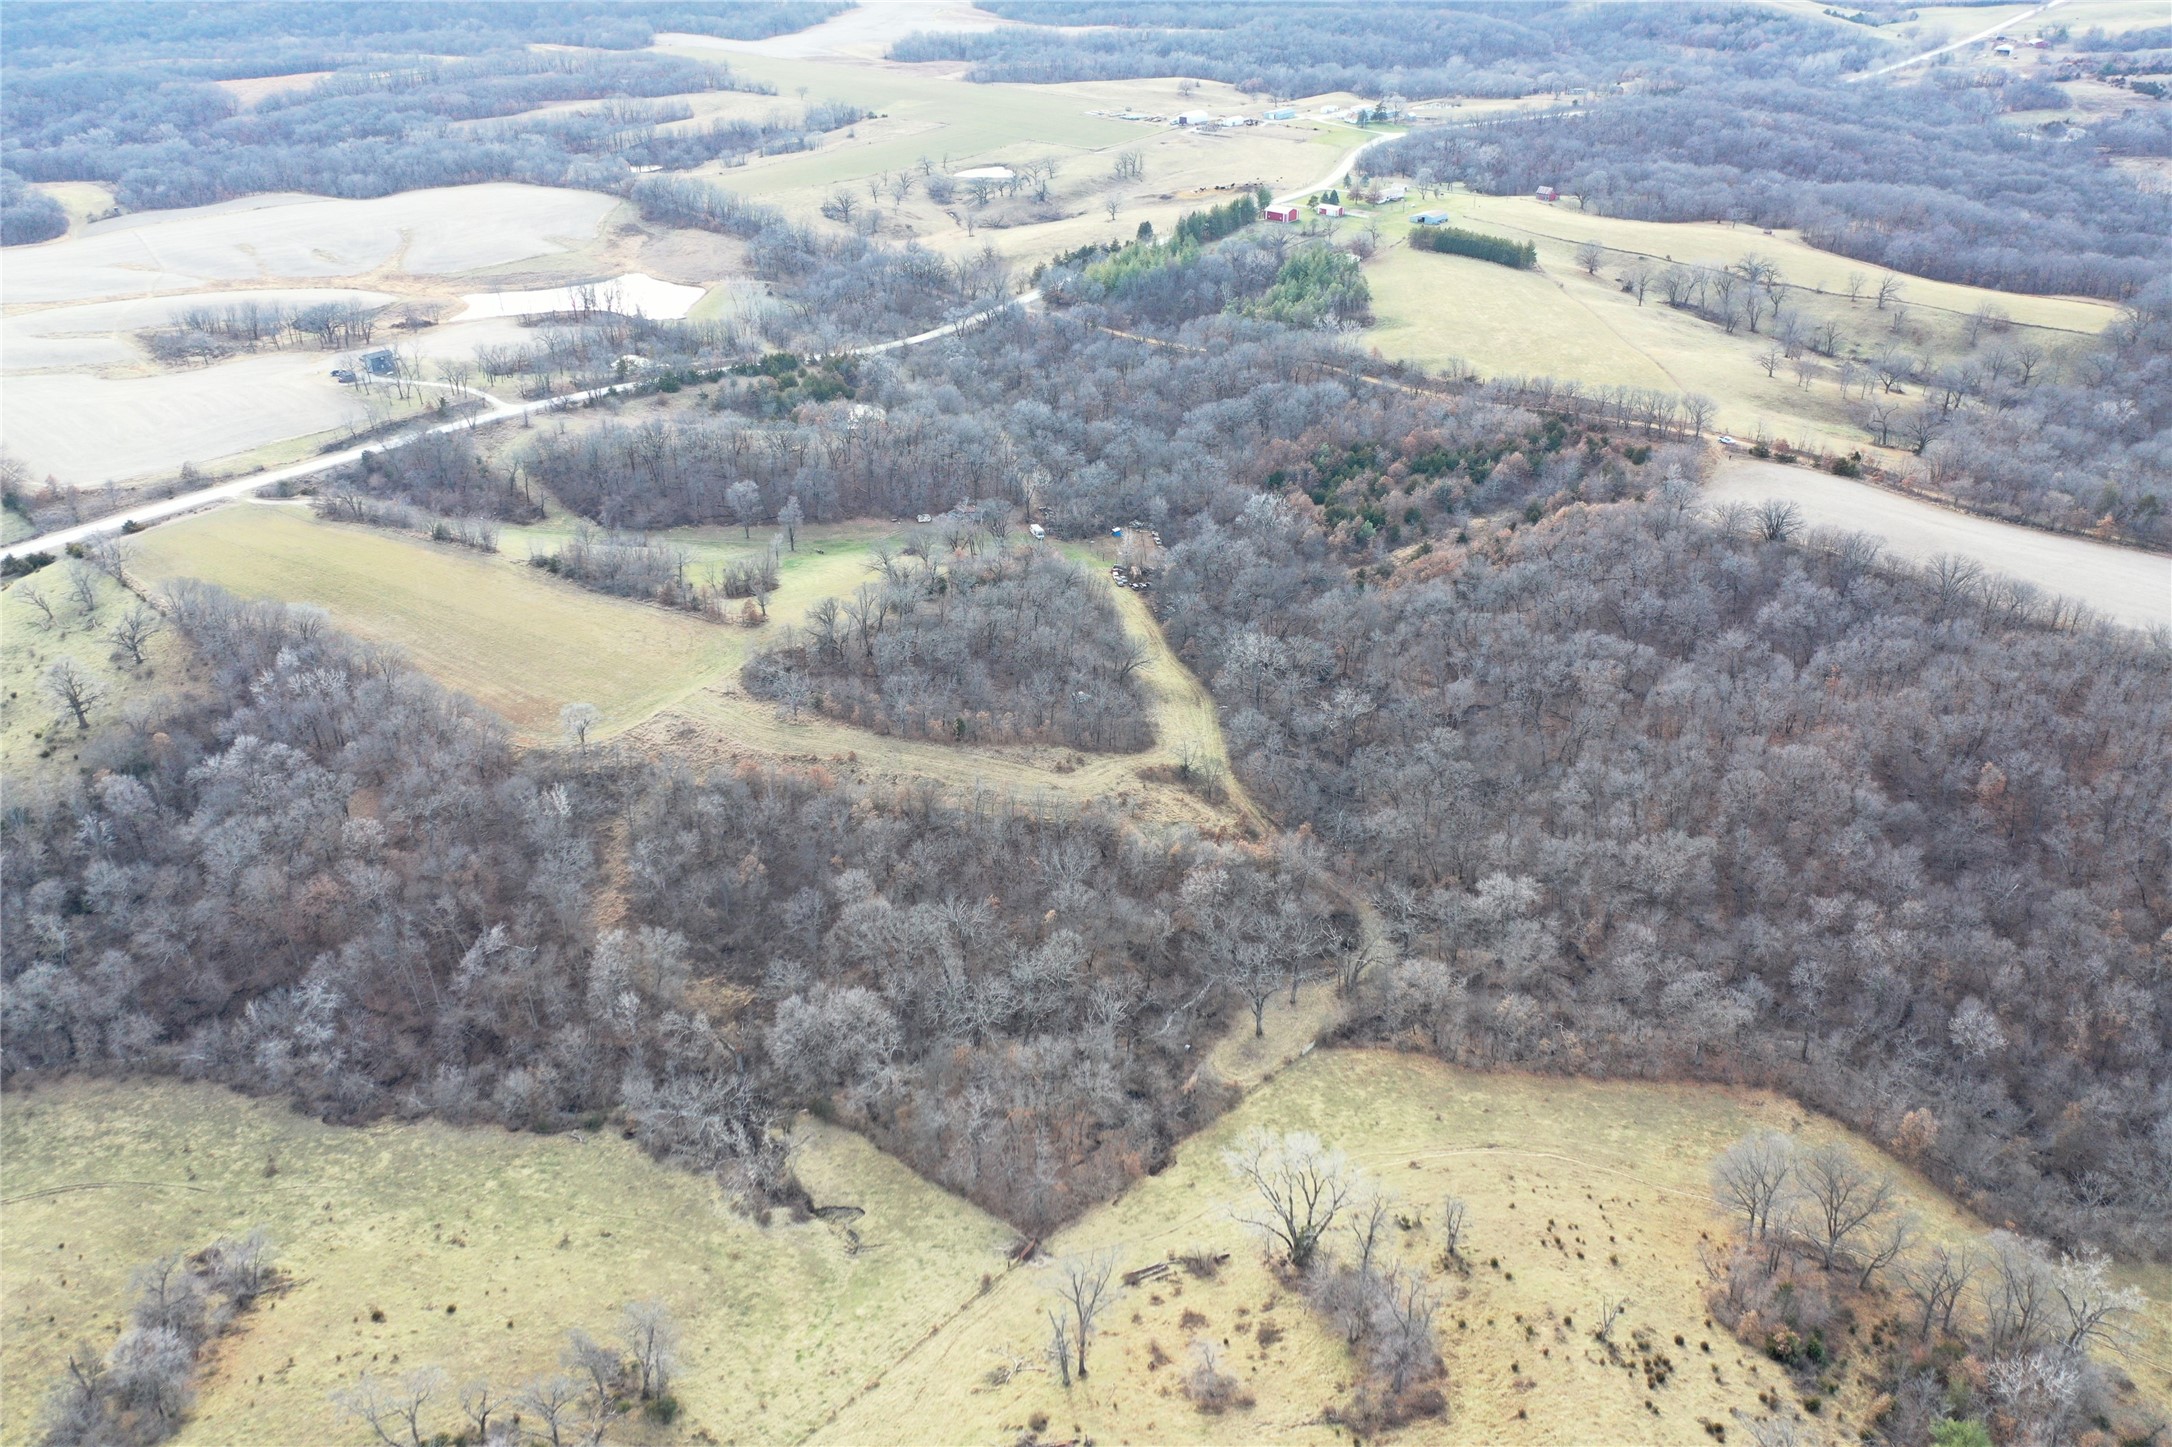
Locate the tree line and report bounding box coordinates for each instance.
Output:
[0,48,850,219]
[892,1,1879,102]
[1375,78,2172,300]
[1407,223,1536,269]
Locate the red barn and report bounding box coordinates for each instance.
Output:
[1536,185,1560,202]
[1264,204,1300,222]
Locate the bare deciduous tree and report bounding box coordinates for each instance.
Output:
[43,657,103,730]
[19,582,56,630]
[1712,1132,1795,1242]
[727,478,764,538]
[563,1328,619,1407]
[2049,1247,2144,1354]
[458,1378,505,1444]
[620,1299,679,1400]
[337,1367,445,1447]
[1047,1250,1118,1380]
[1437,1196,1468,1265]
[65,563,99,616]
[1793,1142,1897,1270]
[109,604,161,667]
[1225,1129,1361,1270]
[516,1374,590,1447]
[560,701,601,753]
[1897,1241,1978,1341]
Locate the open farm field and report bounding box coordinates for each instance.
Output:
[0,288,395,373]
[0,1077,1012,1447]
[0,353,419,487]
[652,39,1376,263]
[1706,458,2172,630]
[14,1050,2158,1446]
[451,271,705,322]
[1437,194,2117,336]
[2038,0,2172,31]
[122,505,743,741]
[664,0,1011,59]
[210,70,333,106]
[1360,190,2118,456]
[0,186,620,304]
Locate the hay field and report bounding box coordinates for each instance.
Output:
[1362,192,2117,455]
[110,501,1251,827]
[0,1078,1013,1447]
[1,186,619,304]
[22,181,116,238]
[123,504,743,741]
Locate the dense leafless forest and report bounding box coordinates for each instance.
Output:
[4,5,2170,1440]
[11,285,2168,1264]
[1,3,846,209]
[895,1,1881,97]
[0,575,1326,1233]
[746,541,1159,751]
[1376,80,2172,299]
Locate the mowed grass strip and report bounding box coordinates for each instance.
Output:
[125,504,741,740]
[637,541,1261,835]
[0,1079,1010,1447]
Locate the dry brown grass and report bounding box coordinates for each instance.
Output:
[7,1046,2164,1446]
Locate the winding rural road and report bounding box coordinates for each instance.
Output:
[1274,129,1403,208]
[1707,458,2171,630]
[0,295,1039,562]
[1853,0,2071,78]
[2,124,1405,564]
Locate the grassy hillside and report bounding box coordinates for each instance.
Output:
[819,1051,2172,1445]
[646,43,1376,264]
[0,1078,1010,1447]
[121,502,1255,832]
[1361,190,2117,457]
[0,563,192,791]
[11,1053,2162,1446]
